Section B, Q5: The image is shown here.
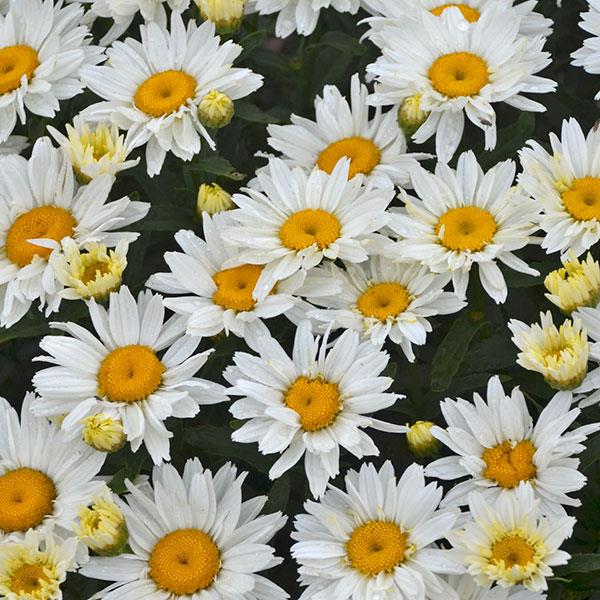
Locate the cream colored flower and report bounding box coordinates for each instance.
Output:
[51,239,128,301]
[197,183,234,216]
[406,421,439,457]
[545,251,600,314]
[196,0,246,33]
[81,414,126,453]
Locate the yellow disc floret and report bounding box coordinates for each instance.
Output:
[0,468,56,533]
[356,282,411,321]
[149,528,221,594]
[0,45,39,95]
[284,376,341,431]
[212,264,263,312]
[430,3,480,22]
[6,206,76,267]
[317,137,381,179]
[482,440,537,489]
[134,70,197,117]
[491,534,536,569]
[279,209,341,251]
[429,52,489,98]
[436,206,497,251]
[346,521,409,576]
[561,177,600,221]
[97,345,165,403]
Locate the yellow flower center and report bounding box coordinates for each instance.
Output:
[482,440,537,489]
[81,260,111,285]
[134,70,197,117]
[491,534,536,568]
[0,468,56,533]
[279,209,341,251]
[97,345,165,403]
[212,264,264,312]
[317,137,381,179]
[562,177,600,221]
[429,52,489,98]
[284,376,341,432]
[5,206,76,267]
[430,3,480,22]
[148,529,221,595]
[0,45,39,95]
[346,521,408,576]
[356,282,411,321]
[436,206,497,251]
[9,564,49,594]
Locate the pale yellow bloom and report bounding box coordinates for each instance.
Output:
[406,421,439,457]
[545,251,600,314]
[197,183,234,217]
[397,95,429,137]
[196,0,246,33]
[509,311,589,390]
[0,530,79,600]
[198,90,235,129]
[76,487,128,556]
[82,414,126,453]
[48,116,139,182]
[51,239,128,301]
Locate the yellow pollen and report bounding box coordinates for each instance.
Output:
[346,521,408,576]
[356,282,411,321]
[0,45,39,95]
[491,534,536,568]
[212,264,264,312]
[482,440,536,489]
[81,260,111,285]
[317,137,381,179]
[279,209,341,251]
[429,52,489,98]
[284,376,341,432]
[5,206,76,267]
[0,468,56,533]
[149,529,221,595]
[430,3,480,22]
[9,564,49,594]
[562,177,600,221]
[134,70,197,117]
[97,345,165,403]
[436,206,497,251]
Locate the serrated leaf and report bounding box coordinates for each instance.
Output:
[431,313,486,392]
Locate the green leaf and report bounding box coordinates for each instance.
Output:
[267,475,290,513]
[460,335,517,374]
[308,31,367,56]
[186,156,246,181]
[108,453,147,495]
[557,554,600,575]
[430,313,486,392]
[235,100,284,124]
[581,434,600,471]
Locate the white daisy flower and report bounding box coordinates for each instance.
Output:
[0,529,80,599]
[519,117,600,256]
[0,393,105,542]
[386,151,540,304]
[450,484,574,592]
[146,212,315,345]
[48,115,140,182]
[367,7,556,163]
[223,158,394,301]
[79,459,288,599]
[81,11,263,177]
[78,0,191,45]
[572,0,600,99]
[508,311,590,391]
[265,74,430,190]
[0,137,149,327]
[300,256,466,360]
[31,286,228,464]
[425,375,599,517]
[246,0,360,38]
[362,0,552,39]
[440,573,545,599]
[291,461,462,599]
[0,0,102,143]
[225,320,406,498]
